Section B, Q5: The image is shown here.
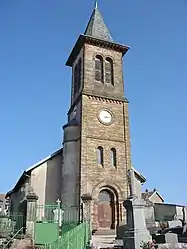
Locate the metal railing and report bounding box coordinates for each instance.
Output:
[2,227,26,249]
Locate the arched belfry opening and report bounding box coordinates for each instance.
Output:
[97,187,119,229]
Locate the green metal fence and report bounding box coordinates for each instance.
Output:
[0,213,24,238]
[35,204,81,224]
[37,221,90,249]
[34,204,83,245]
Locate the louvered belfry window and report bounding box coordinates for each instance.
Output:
[105,57,114,85]
[74,58,82,97]
[95,55,104,83]
[74,64,78,97]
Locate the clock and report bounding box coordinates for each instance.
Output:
[98,110,113,125]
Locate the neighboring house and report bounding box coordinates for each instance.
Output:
[143,190,184,224]
[0,194,9,215]
[142,189,164,204]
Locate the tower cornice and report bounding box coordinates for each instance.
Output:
[67,91,129,116]
[66,35,130,67]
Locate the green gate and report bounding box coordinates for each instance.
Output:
[37,221,90,249]
[34,203,82,245]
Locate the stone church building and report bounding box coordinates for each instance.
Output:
[6,4,145,232]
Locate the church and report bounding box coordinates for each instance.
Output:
[6,3,146,232]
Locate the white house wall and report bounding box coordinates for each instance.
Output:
[149,192,163,203]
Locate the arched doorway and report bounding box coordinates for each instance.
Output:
[97,189,115,229]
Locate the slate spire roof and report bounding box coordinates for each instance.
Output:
[84,4,113,42]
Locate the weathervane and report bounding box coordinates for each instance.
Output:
[94,0,98,9]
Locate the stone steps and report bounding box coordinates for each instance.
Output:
[91,230,123,249]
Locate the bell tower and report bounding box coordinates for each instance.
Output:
[64,3,132,230]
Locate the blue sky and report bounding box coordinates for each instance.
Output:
[0,0,187,204]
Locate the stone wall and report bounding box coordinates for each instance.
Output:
[9,151,62,213]
[31,162,47,206]
[80,94,130,200]
[9,179,30,213]
[45,152,62,204]
[79,42,131,227]
[154,203,177,221]
[83,43,125,100]
[62,125,80,207]
[31,152,62,205]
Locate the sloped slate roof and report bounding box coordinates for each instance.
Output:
[142,191,155,201]
[6,148,63,197]
[84,7,113,42]
[142,190,164,202]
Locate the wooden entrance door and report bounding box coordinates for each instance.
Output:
[98,190,114,229]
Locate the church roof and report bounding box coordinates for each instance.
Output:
[84,6,113,42]
[6,148,63,197]
[66,5,129,66]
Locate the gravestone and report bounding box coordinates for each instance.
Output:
[165,233,178,244]
[168,220,182,228]
[123,169,152,249]
[154,233,178,245]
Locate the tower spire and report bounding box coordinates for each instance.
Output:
[84,1,113,42]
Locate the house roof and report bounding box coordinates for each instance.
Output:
[6,148,63,197]
[142,190,164,202]
[84,6,113,42]
[0,194,5,202]
[142,191,155,201]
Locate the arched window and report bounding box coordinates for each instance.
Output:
[96,146,104,166]
[105,57,114,85]
[77,58,82,90]
[73,59,82,97]
[74,64,78,97]
[95,55,104,83]
[110,148,117,167]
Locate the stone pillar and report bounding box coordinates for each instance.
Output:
[144,201,156,229]
[123,198,152,249]
[82,194,92,220]
[81,194,92,248]
[26,191,38,240]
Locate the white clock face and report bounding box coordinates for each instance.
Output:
[99,110,113,124]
